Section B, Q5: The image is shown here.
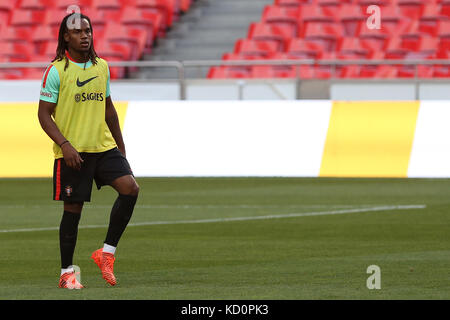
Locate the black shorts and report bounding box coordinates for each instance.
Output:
[53,147,133,202]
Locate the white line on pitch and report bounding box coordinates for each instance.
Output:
[0,204,422,209]
[0,205,426,234]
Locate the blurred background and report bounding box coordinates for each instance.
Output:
[1,0,450,178]
[0,0,449,101]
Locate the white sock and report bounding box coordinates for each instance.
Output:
[103,243,116,255]
[61,266,74,275]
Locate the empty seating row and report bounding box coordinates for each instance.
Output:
[0,0,194,79]
[210,0,450,79]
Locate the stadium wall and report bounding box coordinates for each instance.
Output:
[3,80,450,101]
[1,100,449,178]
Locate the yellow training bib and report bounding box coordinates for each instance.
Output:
[51,57,116,159]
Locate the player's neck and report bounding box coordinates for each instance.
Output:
[66,49,89,64]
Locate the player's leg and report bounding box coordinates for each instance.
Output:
[91,148,138,285]
[104,174,139,250]
[54,155,95,289]
[59,202,83,285]
[60,202,83,272]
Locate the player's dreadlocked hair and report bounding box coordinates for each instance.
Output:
[53,12,98,71]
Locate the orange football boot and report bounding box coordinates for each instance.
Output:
[59,271,84,289]
[91,248,117,286]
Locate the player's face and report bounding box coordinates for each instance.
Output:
[64,18,92,53]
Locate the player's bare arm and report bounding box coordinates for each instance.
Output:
[105,96,126,158]
[38,100,84,170]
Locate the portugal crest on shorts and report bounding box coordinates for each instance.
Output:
[65,185,73,197]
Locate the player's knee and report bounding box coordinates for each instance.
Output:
[123,181,139,197]
[130,182,139,197]
[64,201,83,213]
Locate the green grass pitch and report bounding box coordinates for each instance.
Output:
[0,177,449,300]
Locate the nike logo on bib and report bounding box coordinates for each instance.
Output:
[77,76,98,87]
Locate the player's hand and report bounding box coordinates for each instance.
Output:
[61,143,84,171]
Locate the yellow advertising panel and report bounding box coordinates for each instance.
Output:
[320,101,420,177]
[0,102,128,178]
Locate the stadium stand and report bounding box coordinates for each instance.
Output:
[208,0,450,79]
[0,0,193,79]
[137,0,274,79]
[1,0,449,80]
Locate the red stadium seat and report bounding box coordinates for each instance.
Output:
[95,39,130,78]
[32,25,57,42]
[95,39,131,60]
[275,0,310,7]
[310,65,334,79]
[337,4,366,36]
[395,64,435,79]
[118,0,137,6]
[421,3,444,21]
[356,0,389,6]
[316,0,342,7]
[397,0,425,19]
[0,68,42,80]
[261,5,300,26]
[412,37,439,57]
[419,4,443,36]
[10,9,46,27]
[263,52,313,78]
[120,6,162,43]
[207,65,258,79]
[226,67,253,79]
[81,7,108,29]
[401,21,422,51]
[384,37,410,59]
[19,0,52,11]
[338,37,370,58]
[42,40,58,60]
[437,20,450,37]
[234,38,279,58]
[436,46,449,59]
[54,0,92,10]
[32,25,57,55]
[286,38,325,59]
[359,64,379,78]
[336,65,362,78]
[180,0,192,13]
[433,65,450,77]
[0,0,18,22]
[0,26,31,44]
[136,0,177,29]
[442,1,450,17]
[251,65,298,78]
[92,0,121,10]
[373,65,400,78]
[0,0,18,11]
[103,22,148,59]
[302,22,344,51]
[46,8,71,27]
[91,0,122,21]
[222,52,249,60]
[0,42,32,61]
[248,22,296,51]
[298,5,335,23]
[359,27,389,52]
[207,66,227,78]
